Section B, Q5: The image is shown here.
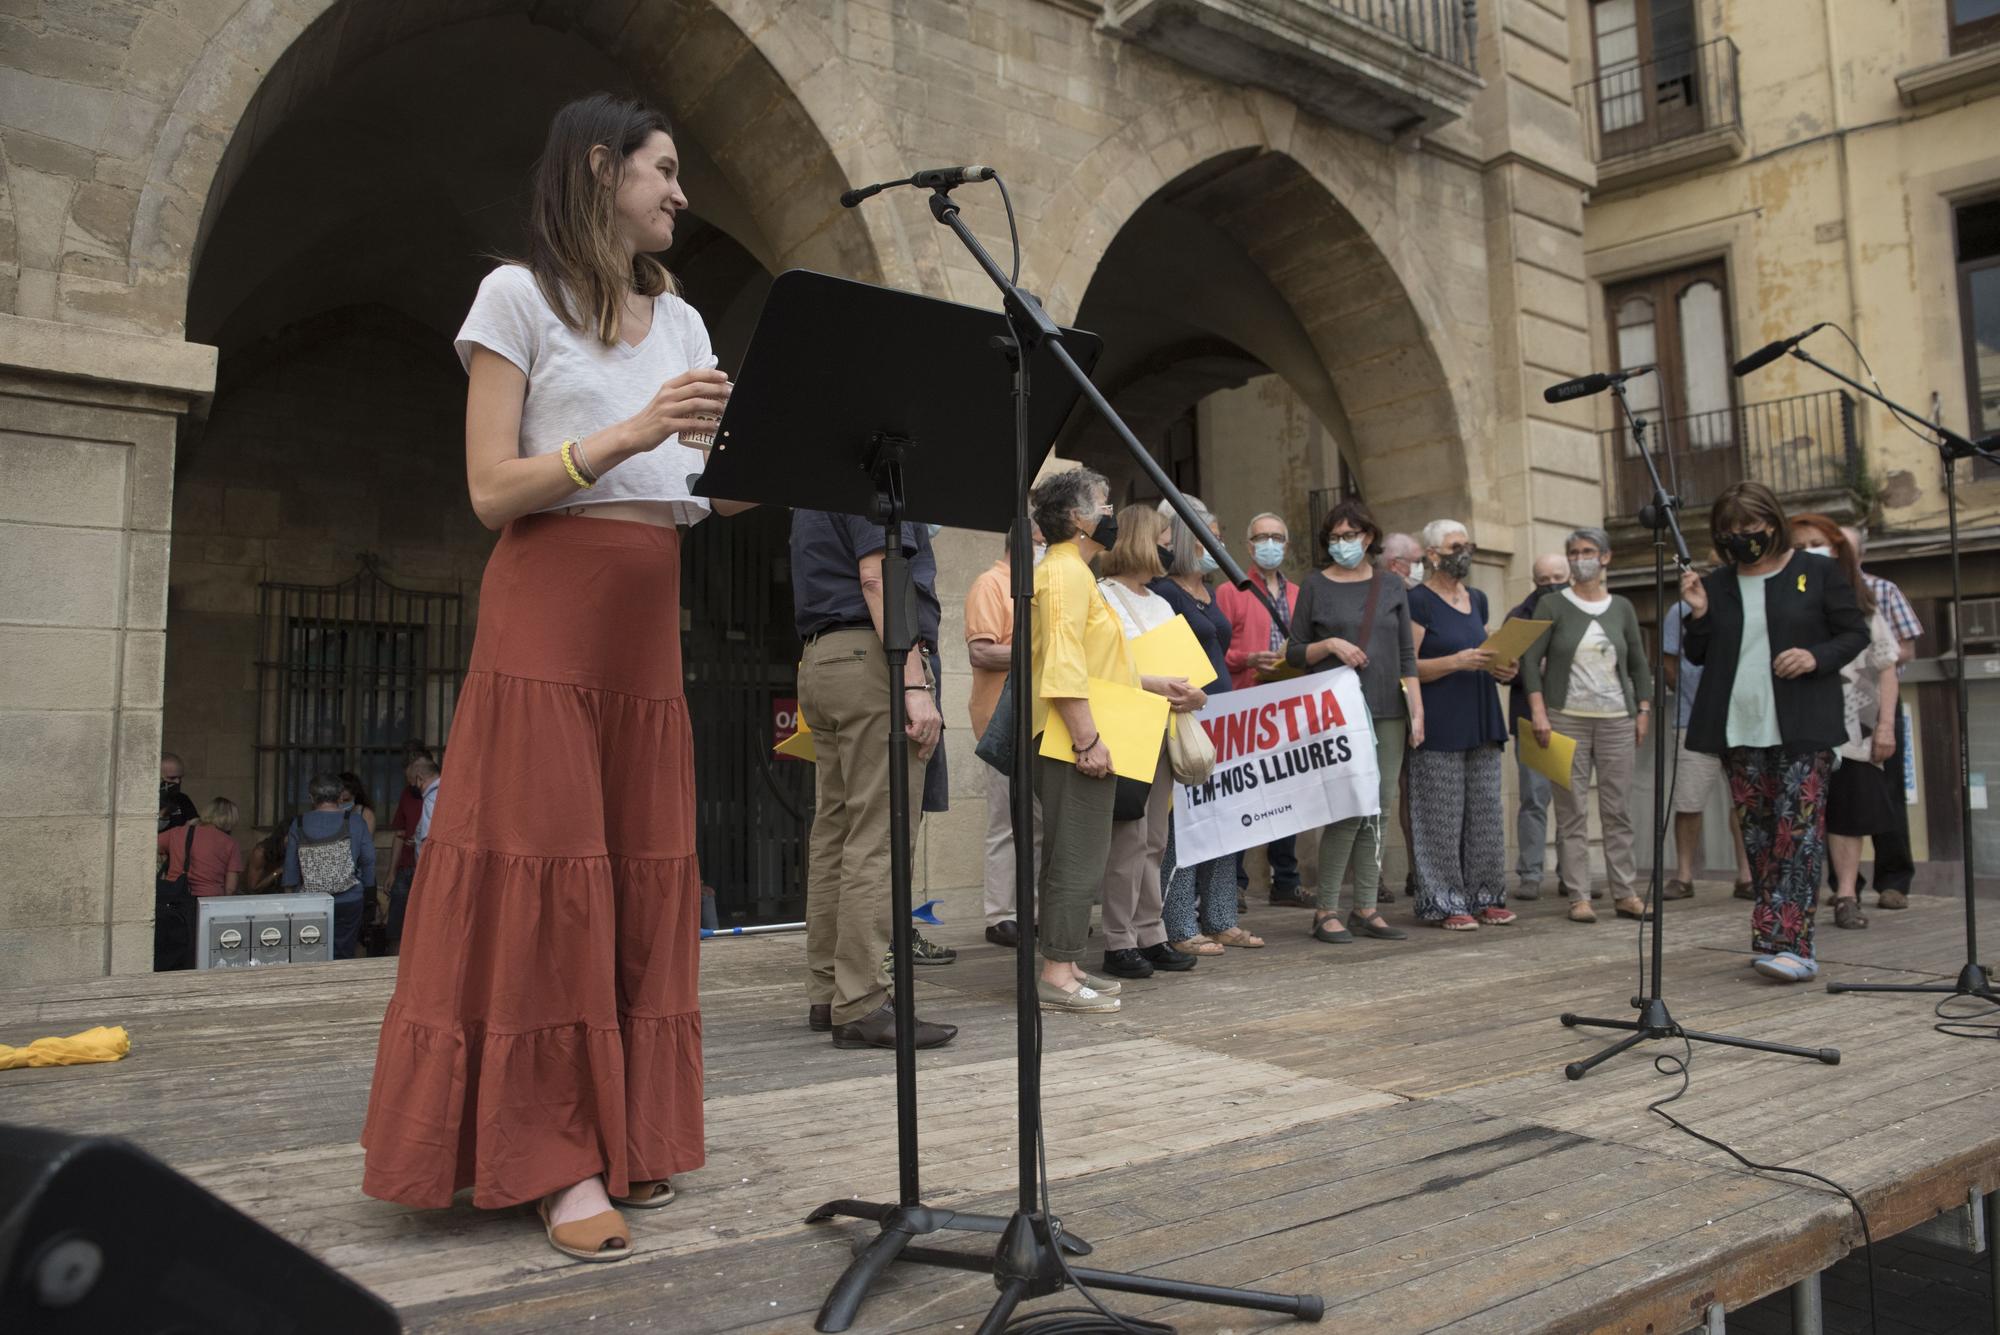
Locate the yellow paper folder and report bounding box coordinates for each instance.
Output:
[775,716,816,763]
[1128,616,1218,689]
[1481,618,1552,670]
[1515,717,1576,790]
[1039,678,1172,782]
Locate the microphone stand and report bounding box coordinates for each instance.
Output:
[1557,380,1843,1077]
[805,178,1314,1332]
[1780,345,1999,1005]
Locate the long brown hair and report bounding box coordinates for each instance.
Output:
[523,94,678,347]
[1098,505,1167,580]
[1790,512,1876,616]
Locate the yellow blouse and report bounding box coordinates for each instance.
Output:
[1032,539,1140,737]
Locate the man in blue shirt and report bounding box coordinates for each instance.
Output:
[791,512,956,1053]
[284,770,376,958]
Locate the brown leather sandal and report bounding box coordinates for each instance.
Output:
[537,1196,633,1263]
[1211,926,1265,948]
[1832,896,1868,930]
[611,1179,676,1209]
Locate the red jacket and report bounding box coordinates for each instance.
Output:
[1216,577,1302,691]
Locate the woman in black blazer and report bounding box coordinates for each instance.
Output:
[1678,482,1867,983]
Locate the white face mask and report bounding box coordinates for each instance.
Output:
[1032,543,1047,567]
[1804,544,1831,559]
[1569,556,1602,583]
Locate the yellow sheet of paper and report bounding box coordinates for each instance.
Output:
[1128,615,1218,689]
[1515,717,1576,790]
[1040,678,1172,782]
[775,716,816,763]
[1256,659,1304,684]
[1481,617,1552,669]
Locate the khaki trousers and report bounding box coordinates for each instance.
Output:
[983,766,1043,926]
[800,629,924,1025]
[1096,750,1171,951]
[1548,709,1637,902]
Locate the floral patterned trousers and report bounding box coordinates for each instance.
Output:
[1727,746,1833,961]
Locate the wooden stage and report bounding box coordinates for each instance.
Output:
[5,883,1998,1333]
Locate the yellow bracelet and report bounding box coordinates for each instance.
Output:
[560,440,593,490]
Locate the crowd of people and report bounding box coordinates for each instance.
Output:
[154,742,444,968]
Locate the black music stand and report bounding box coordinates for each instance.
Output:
[696,269,1319,1332]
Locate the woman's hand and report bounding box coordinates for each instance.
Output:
[1870,720,1896,765]
[1489,660,1518,683]
[1407,713,1425,750]
[1679,567,1708,619]
[1075,737,1113,779]
[1530,706,1552,750]
[1634,708,1651,747]
[1325,638,1368,669]
[1454,647,1495,674]
[1165,680,1207,713]
[1772,648,1818,679]
[625,368,732,450]
[1250,650,1285,673]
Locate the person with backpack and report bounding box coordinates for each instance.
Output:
[284,771,376,959]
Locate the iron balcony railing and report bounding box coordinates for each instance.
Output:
[1329,0,1480,72]
[1604,388,1859,517]
[1578,36,1740,164]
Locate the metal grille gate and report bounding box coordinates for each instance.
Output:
[254,557,464,827]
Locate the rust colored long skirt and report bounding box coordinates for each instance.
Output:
[360,514,704,1209]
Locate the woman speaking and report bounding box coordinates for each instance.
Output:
[360,94,735,1263]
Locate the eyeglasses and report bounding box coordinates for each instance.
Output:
[1326,529,1366,542]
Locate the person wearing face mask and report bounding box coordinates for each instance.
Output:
[1678,482,1868,983]
[1406,520,1515,930]
[1520,529,1653,924]
[1789,515,1899,932]
[159,752,199,834]
[1283,499,1423,944]
[965,524,1046,948]
[1379,533,1424,589]
[1216,513,1308,908]
[1503,555,1571,900]
[1030,470,1205,1012]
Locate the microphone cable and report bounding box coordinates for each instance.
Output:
[1932,992,2000,1041]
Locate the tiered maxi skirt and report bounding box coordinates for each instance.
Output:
[360,514,704,1209]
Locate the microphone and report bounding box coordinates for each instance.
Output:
[1732,322,1828,377]
[840,167,996,208]
[1542,364,1655,404]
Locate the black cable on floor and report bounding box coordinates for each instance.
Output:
[1646,1035,1877,1335]
[1932,992,2000,1041]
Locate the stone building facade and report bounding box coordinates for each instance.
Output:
[1566,0,2000,882]
[0,0,1607,984]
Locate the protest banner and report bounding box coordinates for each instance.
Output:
[1171,667,1380,865]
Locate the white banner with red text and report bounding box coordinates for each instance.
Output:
[1169,668,1380,865]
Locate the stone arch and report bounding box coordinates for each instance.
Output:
[1035,88,1484,527]
[116,0,916,336]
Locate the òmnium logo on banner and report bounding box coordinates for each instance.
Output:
[1169,668,1380,865]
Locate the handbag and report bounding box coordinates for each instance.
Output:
[975,671,1016,775]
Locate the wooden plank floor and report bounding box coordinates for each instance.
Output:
[4,883,1997,1333]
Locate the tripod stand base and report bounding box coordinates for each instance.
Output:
[1559,998,1841,1081]
[1826,960,1998,999]
[807,1202,1322,1333]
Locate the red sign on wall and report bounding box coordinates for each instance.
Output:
[773,696,800,746]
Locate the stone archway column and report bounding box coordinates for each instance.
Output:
[0,315,215,984]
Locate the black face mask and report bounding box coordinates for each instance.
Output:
[1090,513,1118,549]
[160,778,180,797]
[1718,529,1773,565]
[1157,542,1176,567]
[1536,579,1568,592]
[1435,549,1474,581]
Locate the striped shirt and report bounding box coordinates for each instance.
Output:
[1862,572,1921,678]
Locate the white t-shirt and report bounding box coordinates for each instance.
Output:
[454,264,718,526]
[1561,588,1626,717]
[1097,578,1175,639]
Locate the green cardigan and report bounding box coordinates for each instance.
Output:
[1518,591,1653,717]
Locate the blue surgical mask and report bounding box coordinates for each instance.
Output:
[1251,539,1285,570]
[1198,550,1219,575]
[1804,544,1830,559]
[339,800,355,813]
[1328,538,1366,569]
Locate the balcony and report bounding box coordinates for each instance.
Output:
[1578,37,1744,193]
[1603,390,1861,543]
[1101,0,1482,142]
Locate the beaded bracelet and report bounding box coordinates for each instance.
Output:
[560,440,594,490]
[571,439,599,484]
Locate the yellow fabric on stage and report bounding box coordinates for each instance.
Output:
[1481,617,1552,669]
[1515,718,1576,790]
[1128,615,1218,689]
[0,1025,130,1070]
[1039,678,1171,782]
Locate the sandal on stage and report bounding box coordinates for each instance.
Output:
[1831,897,1868,930]
[1346,912,1408,940]
[1211,927,1265,948]
[537,1196,633,1263]
[1733,880,1754,901]
[1311,913,1352,944]
[1171,935,1226,956]
[1437,914,1479,931]
[611,1179,677,1209]
[1475,907,1517,926]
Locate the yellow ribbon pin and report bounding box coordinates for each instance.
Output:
[1797,574,1807,593]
